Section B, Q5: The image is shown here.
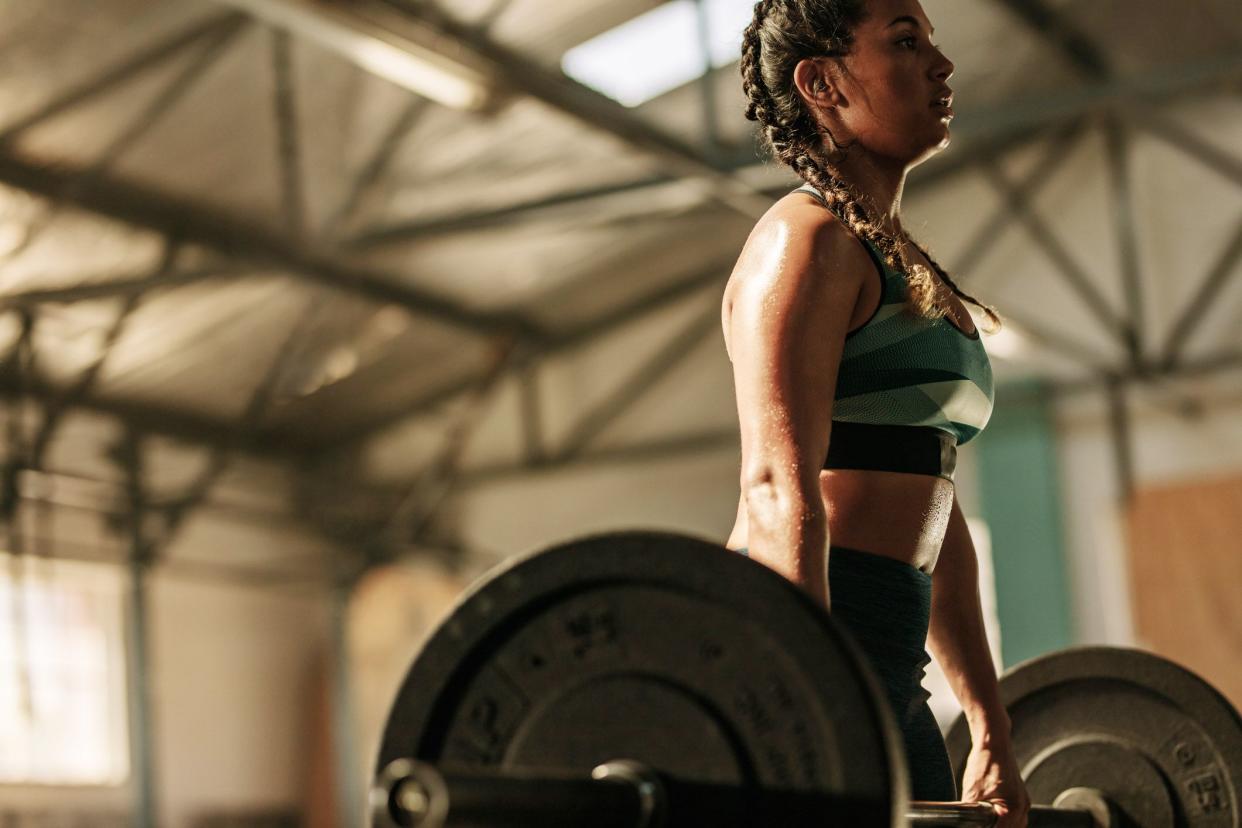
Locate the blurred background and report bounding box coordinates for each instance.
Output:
[1,0,1239,825]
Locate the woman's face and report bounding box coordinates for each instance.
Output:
[820,0,956,165]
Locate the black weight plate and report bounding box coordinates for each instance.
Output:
[377,531,906,827]
[946,647,1242,827]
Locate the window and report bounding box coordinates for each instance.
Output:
[0,554,129,785]
[562,0,756,107]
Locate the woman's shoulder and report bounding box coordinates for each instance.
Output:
[729,190,876,296]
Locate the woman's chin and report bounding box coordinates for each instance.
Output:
[909,133,951,167]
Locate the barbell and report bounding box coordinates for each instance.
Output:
[369,532,1242,827]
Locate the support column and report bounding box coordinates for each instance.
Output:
[114,431,158,828]
[331,580,362,828]
[124,553,157,828]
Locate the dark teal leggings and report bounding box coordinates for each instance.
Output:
[736,545,957,802]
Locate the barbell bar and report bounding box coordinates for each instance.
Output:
[372,759,1106,827]
[371,531,1242,828]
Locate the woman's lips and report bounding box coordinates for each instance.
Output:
[932,101,954,119]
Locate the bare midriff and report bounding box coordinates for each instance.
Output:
[725,468,956,574]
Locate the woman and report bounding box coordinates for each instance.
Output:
[722,0,1031,823]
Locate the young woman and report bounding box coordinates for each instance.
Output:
[722,0,1031,823]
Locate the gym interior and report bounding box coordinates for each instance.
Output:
[1,0,1240,826]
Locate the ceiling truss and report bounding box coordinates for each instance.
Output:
[0,0,1240,555]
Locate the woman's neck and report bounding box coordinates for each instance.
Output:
[832,150,910,238]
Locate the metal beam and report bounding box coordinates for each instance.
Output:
[343,44,1242,250]
[271,28,307,238]
[27,239,180,470]
[325,263,731,447]
[693,0,722,158]
[319,0,510,240]
[156,293,331,540]
[518,363,544,465]
[29,293,143,466]
[1,18,248,264]
[943,50,1242,145]
[556,301,720,459]
[345,174,675,249]
[1102,116,1145,364]
[216,0,497,110]
[225,0,773,218]
[1131,106,1242,191]
[457,429,739,489]
[93,16,249,170]
[990,0,1111,79]
[0,265,254,309]
[1161,217,1242,368]
[0,367,318,458]
[951,121,1091,288]
[0,12,247,141]
[381,336,518,546]
[1105,376,1135,505]
[994,305,1117,371]
[320,97,429,239]
[980,157,1131,344]
[0,150,547,341]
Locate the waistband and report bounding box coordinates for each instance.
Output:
[733,545,933,698]
[823,421,957,481]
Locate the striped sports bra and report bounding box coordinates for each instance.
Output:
[795,185,994,473]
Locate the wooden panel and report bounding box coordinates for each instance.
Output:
[1126,475,1242,710]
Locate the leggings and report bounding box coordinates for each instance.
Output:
[736,545,958,802]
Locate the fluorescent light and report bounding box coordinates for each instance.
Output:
[219,0,493,110]
[562,0,756,107]
[349,36,489,111]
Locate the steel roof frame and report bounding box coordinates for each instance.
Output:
[0,0,1238,487]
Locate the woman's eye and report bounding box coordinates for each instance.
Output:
[897,36,917,49]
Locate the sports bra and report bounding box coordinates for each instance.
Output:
[794,185,995,478]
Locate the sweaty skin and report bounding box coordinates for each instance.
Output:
[721,197,965,575]
[724,0,1030,824]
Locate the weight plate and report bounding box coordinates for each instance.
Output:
[376,531,906,827]
[946,647,1242,827]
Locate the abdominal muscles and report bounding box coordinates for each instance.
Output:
[820,470,955,572]
[728,469,955,574]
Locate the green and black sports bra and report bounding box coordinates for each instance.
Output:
[794,184,995,480]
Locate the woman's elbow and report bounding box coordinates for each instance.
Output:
[741,465,822,527]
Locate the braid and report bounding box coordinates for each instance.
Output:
[905,236,1003,333]
[739,0,1001,333]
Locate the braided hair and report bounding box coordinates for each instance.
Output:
[740,0,1000,331]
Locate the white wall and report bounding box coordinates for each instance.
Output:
[149,572,331,828]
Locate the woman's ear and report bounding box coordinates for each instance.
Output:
[793,57,843,112]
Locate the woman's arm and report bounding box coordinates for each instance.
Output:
[727,202,867,609]
[927,496,1010,739]
[930,496,1029,823]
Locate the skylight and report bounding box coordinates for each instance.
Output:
[562,0,756,107]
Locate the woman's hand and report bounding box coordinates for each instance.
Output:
[959,736,1030,828]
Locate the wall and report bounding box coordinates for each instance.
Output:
[1,562,332,828]
[1053,374,1242,648]
[149,572,331,828]
[2,409,338,828]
